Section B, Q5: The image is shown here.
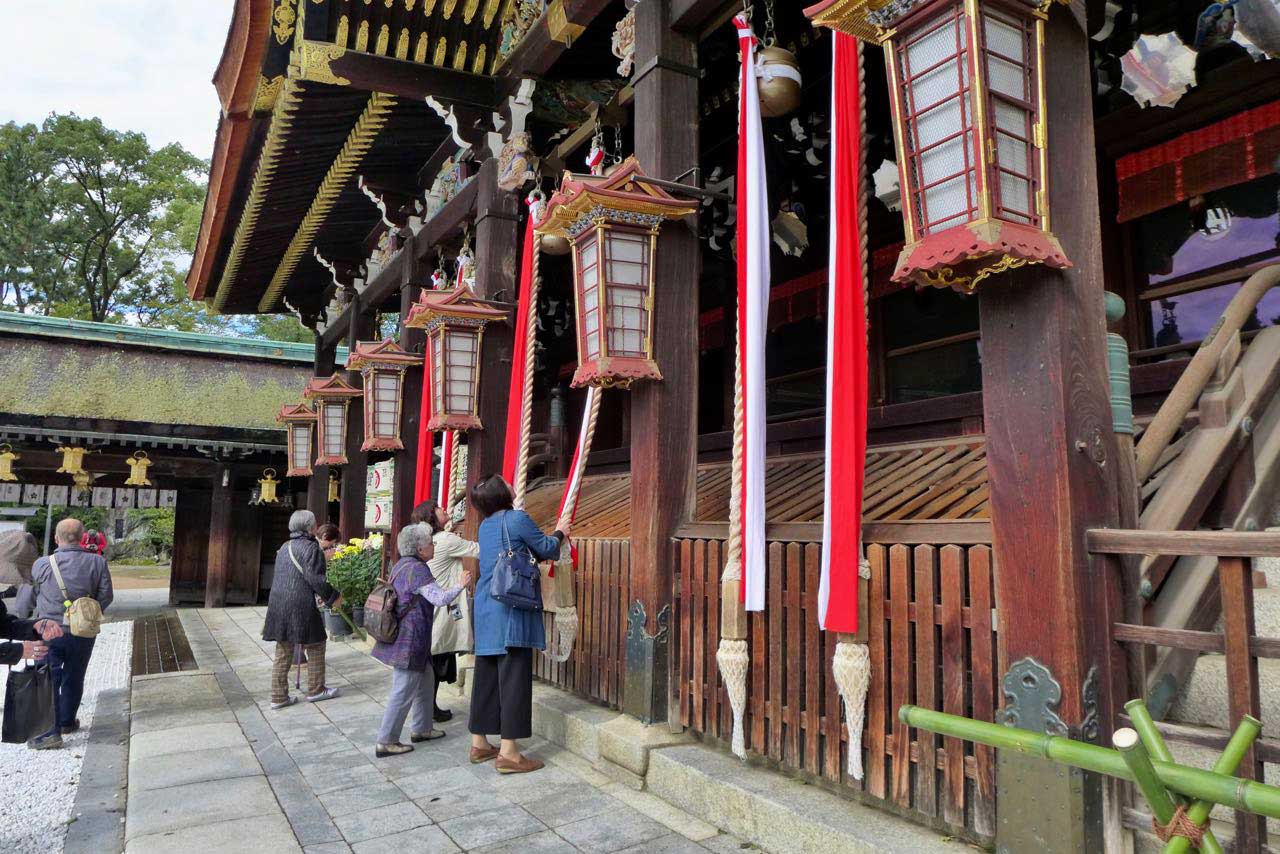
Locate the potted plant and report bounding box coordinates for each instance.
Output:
[328,534,383,629]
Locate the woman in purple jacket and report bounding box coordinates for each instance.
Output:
[373,523,472,758]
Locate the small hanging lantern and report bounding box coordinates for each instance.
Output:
[277,401,318,476]
[345,339,423,452]
[56,446,88,476]
[258,468,281,504]
[72,470,92,495]
[0,444,18,482]
[806,0,1072,292]
[535,156,697,388]
[125,451,153,486]
[328,470,340,503]
[304,375,362,466]
[406,281,508,431]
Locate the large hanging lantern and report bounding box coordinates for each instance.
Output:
[57,446,88,476]
[405,282,508,431]
[0,445,18,482]
[345,339,422,452]
[125,451,153,487]
[277,401,318,476]
[535,156,697,388]
[258,468,281,504]
[806,0,1071,292]
[304,375,362,466]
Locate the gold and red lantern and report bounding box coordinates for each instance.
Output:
[806,0,1071,292]
[345,339,422,452]
[277,401,318,476]
[304,375,361,466]
[406,282,507,431]
[535,157,697,388]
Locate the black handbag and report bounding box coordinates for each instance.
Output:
[2,662,55,744]
[490,512,543,611]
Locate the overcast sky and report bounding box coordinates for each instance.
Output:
[0,2,234,161]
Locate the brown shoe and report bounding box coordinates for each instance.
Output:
[496,754,544,775]
[469,745,500,764]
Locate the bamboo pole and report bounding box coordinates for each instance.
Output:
[1113,728,1179,828]
[1164,714,1261,854]
[899,706,1280,818]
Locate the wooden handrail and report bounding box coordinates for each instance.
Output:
[1087,528,1280,558]
[1134,263,1280,482]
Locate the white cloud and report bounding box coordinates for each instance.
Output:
[0,1,234,160]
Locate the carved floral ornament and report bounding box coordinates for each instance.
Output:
[612,5,637,77]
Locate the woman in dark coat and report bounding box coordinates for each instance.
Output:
[372,523,470,757]
[0,531,60,666]
[262,510,342,709]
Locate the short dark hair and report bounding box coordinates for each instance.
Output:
[470,474,514,518]
[410,500,443,533]
[315,522,340,543]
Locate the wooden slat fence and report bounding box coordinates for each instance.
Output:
[673,536,1001,843]
[533,537,631,709]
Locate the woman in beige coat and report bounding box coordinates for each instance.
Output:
[411,500,478,722]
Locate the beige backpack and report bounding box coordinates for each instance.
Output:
[48,554,103,638]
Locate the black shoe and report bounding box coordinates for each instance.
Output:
[60,720,80,735]
[433,706,453,723]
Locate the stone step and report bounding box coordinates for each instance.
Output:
[1171,654,1280,729]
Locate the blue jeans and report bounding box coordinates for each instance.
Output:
[46,633,96,734]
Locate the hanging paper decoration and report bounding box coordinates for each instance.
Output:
[346,339,423,452]
[1120,33,1197,109]
[503,192,545,499]
[304,375,362,466]
[535,157,697,389]
[0,444,18,482]
[278,401,318,477]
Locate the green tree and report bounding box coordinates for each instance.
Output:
[246,313,314,343]
[25,506,108,541]
[0,122,63,312]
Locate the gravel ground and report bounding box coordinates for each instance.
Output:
[0,621,133,853]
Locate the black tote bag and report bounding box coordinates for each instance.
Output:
[2,663,56,744]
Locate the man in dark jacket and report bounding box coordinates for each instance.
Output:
[0,531,62,666]
[22,519,112,749]
[262,510,343,709]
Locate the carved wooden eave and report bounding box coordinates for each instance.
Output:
[404,282,509,330]
[304,374,362,401]
[345,339,423,372]
[534,156,699,239]
[276,401,318,424]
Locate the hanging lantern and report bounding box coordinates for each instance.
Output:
[328,470,340,502]
[806,0,1072,292]
[304,375,362,466]
[405,281,508,431]
[277,401,318,476]
[535,156,697,388]
[125,451,153,486]
[259,468,281,504]
[757,46,803,118]
[0,444,18,482]
[345,339,423,452]
[72,470,92,495]
[56,446,88,475]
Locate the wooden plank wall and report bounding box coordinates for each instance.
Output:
[533,538,632,709]
[672,536,1001,844]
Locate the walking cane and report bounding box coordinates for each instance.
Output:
[294,644,307,691]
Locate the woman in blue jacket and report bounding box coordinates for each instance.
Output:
[468,474,563,774]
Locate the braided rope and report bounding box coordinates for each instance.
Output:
[1151,806,1206,847]
[556,386,602,535]
[445,431,463,514]
[513,233,542,508]
[723,324,746,584]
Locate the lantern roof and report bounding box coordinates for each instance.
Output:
[534,156,698,239]
[277,401,318,424]
[893,219,1072,292]
[404,282,509,330]
[345,338,423,372]
[806,0,1058,41]
[304,374,362,401]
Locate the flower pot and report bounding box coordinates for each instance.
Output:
[352,607,365,628]
[325,610,351,638]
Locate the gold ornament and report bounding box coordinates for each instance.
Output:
[757,46,802,118]
[0,444,18,482]
[328,470,340,503]
[125,451,153,487]
[259,468,281,504]
[72,470,92,494]
[56,446,88,476]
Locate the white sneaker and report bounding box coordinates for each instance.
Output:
[306,686,341,703]
[270,696,297,710]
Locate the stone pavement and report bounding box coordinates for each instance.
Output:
[106,587,172,623]
[123,606,756,853]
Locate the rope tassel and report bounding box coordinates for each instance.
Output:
[716,638,750,759]
[832,640,871,780]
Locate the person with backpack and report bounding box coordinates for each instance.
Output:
[371,523,471,758]
[23,518,112,750]
[262,510,343,710]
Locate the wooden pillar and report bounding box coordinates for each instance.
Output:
[625,0,700,724]
[339,299,377,542]
[978,10,1125,853]
[463,158,520,535]
[392,282,425,536]
[204,463,233,608]
[309,338,338,522]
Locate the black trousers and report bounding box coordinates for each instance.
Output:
[468,647,533,740]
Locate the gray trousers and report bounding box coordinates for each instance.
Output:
[377,666,436,745]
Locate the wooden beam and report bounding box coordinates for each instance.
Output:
[674,520,993,545]
[1087,528,1280,558]
[494,0,615,79]
[295,40,499,110]
[671,0,735,33]
[205,464,233,608]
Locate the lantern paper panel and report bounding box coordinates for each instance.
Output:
[345,339,422,452]
[303,375,362,466]
[277,401,319,477]
[406,282,508,432]
[806,0,1072,292]
[535,157,696,389]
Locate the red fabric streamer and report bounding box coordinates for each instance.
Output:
[502,214,537,484]
[412,337,435,505]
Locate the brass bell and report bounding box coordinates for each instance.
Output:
[540,232,572,256]
[757,46,802,119]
